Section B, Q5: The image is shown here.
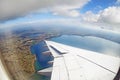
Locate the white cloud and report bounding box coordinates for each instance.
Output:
[98,6,120,24]
[53,9,80,17]
[80,6,120,32]
[82,11,100,22]
[81,6,120,24]
[0,0,90,21]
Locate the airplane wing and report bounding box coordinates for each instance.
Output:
[42,40,120,80]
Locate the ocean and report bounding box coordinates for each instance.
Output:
[51,35,120,57]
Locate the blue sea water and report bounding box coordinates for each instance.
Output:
[50,35,120,57]
[30,41,52,80]
[30,41,53,70]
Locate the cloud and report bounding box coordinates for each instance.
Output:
[98,6,120,24]
[81,11,100,22]
[0,0,89,21]
[52,9,80,17]
[79,0,120,24]
[81,6,120,23]
[79,6,120,32]
[0,0,120,32]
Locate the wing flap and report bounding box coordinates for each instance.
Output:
[51,57,68,80]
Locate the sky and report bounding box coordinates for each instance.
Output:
[0,0,120,32]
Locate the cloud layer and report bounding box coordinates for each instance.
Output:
[0,0,89,21]
[0,0,120,32]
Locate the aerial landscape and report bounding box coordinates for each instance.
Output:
[0,0,120,80]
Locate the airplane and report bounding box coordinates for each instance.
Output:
[38,40,120,80]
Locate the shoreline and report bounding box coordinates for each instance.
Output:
[0,33,61,80]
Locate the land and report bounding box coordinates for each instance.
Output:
[0,28,60,80]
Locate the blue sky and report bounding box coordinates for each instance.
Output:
[0,0,120,31]
[81,0,116,13]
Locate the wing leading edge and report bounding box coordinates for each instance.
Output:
[44,40,120,80]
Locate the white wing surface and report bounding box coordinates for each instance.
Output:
[45,40,120,80]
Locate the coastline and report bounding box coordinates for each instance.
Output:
[0,32,61,80]
[0,34,36,80]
